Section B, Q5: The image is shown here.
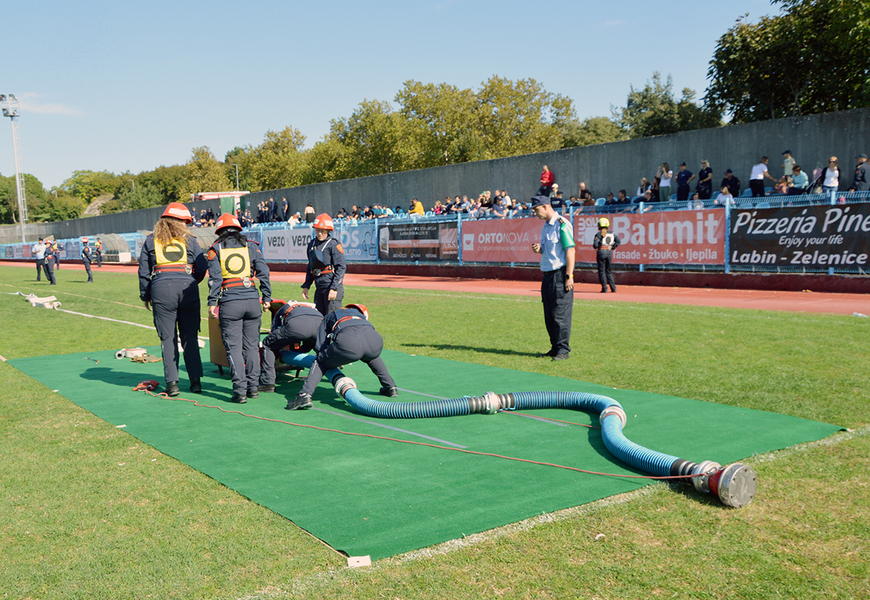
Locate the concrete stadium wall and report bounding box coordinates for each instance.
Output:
[2,107,867,244]
[245,107,870,216]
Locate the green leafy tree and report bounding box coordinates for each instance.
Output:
[562,117,628,148]
[59,170,120,205]
[396,80,484,167]
[240,127,308,191]
[42,190,85,222]
[615,72,721,138]
[328,99,412,178]
[301,137,347,185]
[705,1,870,122]
[102,185,165,214]
[0,172,48,223]
[137,165,188,203]
[178,146,233,201]
[475,76,575,158]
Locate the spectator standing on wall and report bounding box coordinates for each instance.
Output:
[849,154,869,191]
[782,150,796,179]
[749,157,778,197]
[538,165,555,197]
[530,196,575,361]
[696,160,713,200]
[657,163,673,202]
[823,157,841,195]
[721,169,741,197]
[676,162,695,201]
[304,203,316,223]
[282,198,290,221]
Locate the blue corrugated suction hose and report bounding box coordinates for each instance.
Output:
[281,352,757,508]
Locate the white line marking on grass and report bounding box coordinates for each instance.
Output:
[53,308,155,330]
[311,407,468,449]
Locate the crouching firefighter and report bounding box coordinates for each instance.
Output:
[207,213,272,403]
[139,203,208,396]
[301,213,346,315]
[287,303,397,411]
[258,300,323,393]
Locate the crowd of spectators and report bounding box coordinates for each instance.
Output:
[223,152,869,228]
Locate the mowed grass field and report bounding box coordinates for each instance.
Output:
[1,264,868,600]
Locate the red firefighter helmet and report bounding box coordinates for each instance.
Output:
[81,237,88,243]
[215,213,242,233]
[312,213,334,231]
[162,202,193,223]
[345,303,369,320]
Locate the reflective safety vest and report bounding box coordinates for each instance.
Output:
[154,238,191,274]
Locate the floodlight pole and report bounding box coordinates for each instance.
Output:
[234,164,239,190]
[1,94,27,245]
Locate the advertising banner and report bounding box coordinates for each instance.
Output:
[461,218,541,263]
[255,229,309,261]
[23,244,32,258]
[729,204,870,268]
[378,222,458,261]
[576,210,726,265]
[13,244,23,259]
[338,222,378,262]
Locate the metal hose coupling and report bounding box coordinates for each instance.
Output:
[706,463,758,509]
[332,376,358,398]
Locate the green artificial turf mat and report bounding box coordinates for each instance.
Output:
[9,347,841,560]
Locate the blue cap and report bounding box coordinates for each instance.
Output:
[530,196,550,209]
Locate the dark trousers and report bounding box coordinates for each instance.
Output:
[314,285,343,316]
[597,252,615,292]
[259,315,320,386]
[96,252,102,267]
[541,268,573,355]
[83,260,93,281]
[151,278,203,384]
[750,180,765,197]
[219,298,262,394]
[36,259,45,280]
[43,260,56,285]
[301,326,395,395]
[677,184,690,201]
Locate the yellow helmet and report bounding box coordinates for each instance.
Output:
[598,217,610,228]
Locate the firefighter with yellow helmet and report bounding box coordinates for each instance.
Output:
[207,213,272,403]
[593,217,621,293]
[138,202,208,396]
[301,212,346,315]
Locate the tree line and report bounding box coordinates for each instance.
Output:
[1,0,865,225]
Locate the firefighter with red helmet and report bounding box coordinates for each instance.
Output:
[207,213,272,403]
[138,202,208,396]
[287,303,397,411]
[258,300,323,393]
[301,213,346,315]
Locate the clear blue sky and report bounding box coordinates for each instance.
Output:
[1,0,781,189]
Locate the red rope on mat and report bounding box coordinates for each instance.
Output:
[141,390,697,481]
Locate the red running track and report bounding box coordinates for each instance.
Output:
[4,261,867,316]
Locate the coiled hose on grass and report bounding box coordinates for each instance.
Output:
[282,352,757,507]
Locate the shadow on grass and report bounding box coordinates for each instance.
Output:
[402,342,541,358]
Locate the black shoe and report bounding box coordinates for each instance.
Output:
[600,289,607,293]
[247,387,259,399]
[552,353,570,361]
[379,386,398,398]
[165,381,180,397]
[286,393,312,411]
[230,392,247,404]
[258,384,276,393]
[190,379,202,394]
[538,350,556,358]
[610,288,616,293]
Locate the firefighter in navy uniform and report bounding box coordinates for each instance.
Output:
[287,304,397,411]
[81,238,94,282]
[301,213,346,315]
[207,213,272,403]
[138,202,208,397]
[43,238,57,285]
[95,237,103,267]
[258,301,323,393]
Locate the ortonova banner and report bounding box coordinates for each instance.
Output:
[729,204,870,268]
